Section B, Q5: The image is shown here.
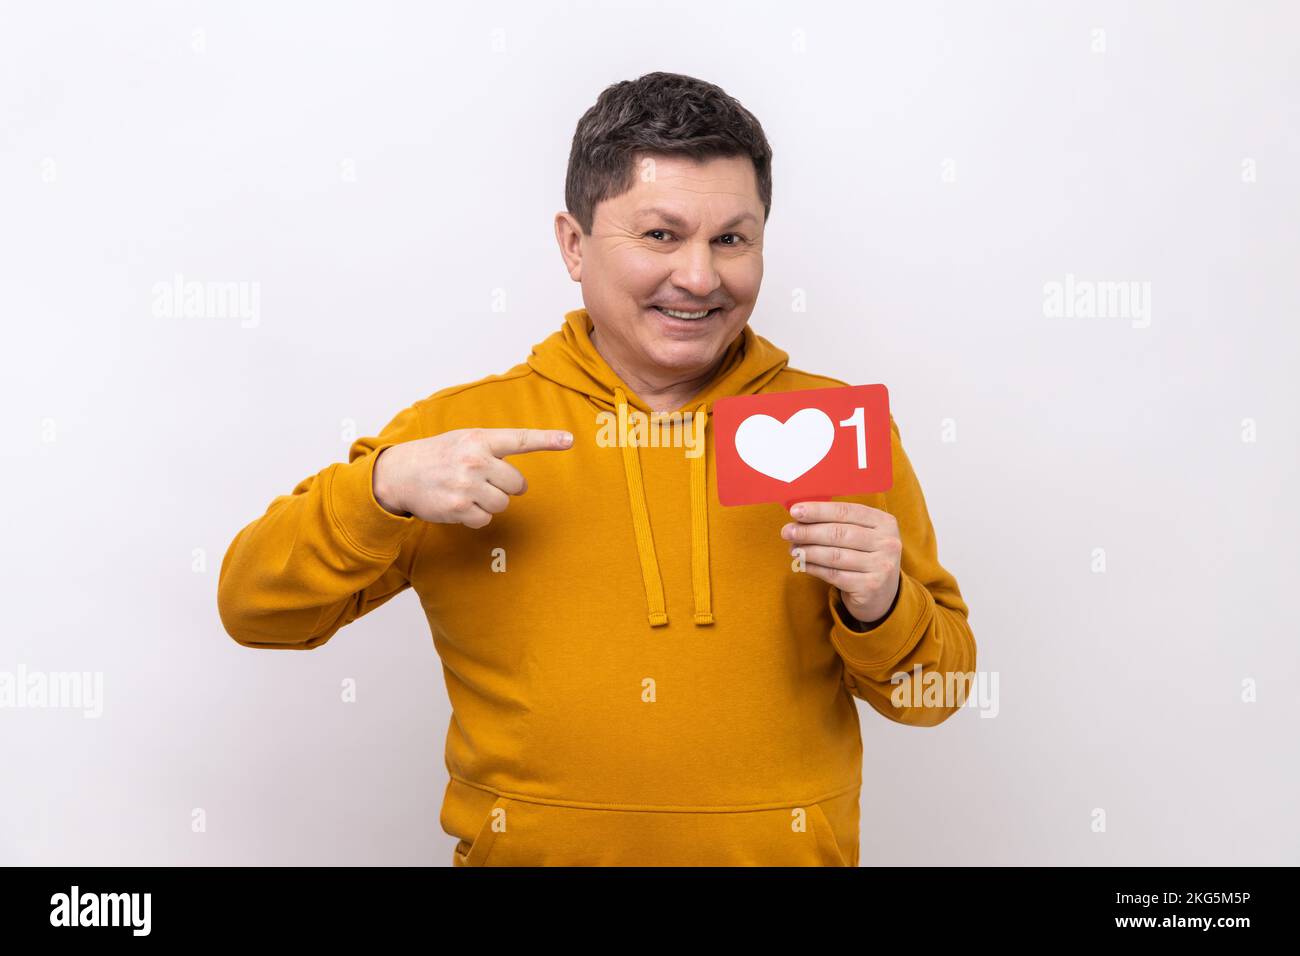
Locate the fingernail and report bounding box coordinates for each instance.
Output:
[791,505,805,518]
[559,431,573,444]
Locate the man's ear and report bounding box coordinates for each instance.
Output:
[553,211,583,281]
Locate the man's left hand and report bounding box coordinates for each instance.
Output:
[780,500,902,627]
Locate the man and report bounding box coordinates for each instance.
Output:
[218,71,976,867]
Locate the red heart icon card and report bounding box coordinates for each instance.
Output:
[712,384,893,508]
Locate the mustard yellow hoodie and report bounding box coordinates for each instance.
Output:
[218,308,977,867]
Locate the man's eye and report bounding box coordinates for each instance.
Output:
[644,230,746,244]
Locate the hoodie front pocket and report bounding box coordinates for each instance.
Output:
[451,795,512,867]
[453,791,850,866]
[808,802,848,866]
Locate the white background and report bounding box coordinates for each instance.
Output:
[1,0,1297,865]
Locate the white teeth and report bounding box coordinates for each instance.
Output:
[657,307,712,319]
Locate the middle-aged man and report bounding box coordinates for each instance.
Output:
[218,71,977,867]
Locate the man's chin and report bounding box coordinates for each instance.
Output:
[641,333,733,377]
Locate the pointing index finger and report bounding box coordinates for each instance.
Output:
[481,427,575,458]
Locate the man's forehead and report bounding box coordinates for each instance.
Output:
[613,154,759,215]
[629,205,760,231]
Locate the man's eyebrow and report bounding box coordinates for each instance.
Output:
[633,208,759,231]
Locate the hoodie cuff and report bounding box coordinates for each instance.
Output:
[328,442,419,557]
[827,572,933,669]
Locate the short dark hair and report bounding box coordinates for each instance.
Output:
[564,71,773,236]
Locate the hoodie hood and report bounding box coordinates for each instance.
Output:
[527,308,789,628]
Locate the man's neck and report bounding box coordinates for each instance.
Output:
[591,328,727,414]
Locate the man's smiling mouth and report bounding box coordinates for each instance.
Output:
[651,306,721,320]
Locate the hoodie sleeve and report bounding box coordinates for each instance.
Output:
[825,417,977,727]
[217,401,428,650]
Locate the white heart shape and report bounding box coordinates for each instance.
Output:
[734,408,835,483]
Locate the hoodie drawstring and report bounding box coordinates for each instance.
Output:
[689,401,714,625]
[613,386,713,628]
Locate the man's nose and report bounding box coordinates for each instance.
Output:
[668,240,723,298]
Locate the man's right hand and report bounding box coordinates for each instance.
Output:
[371,427,574,528]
